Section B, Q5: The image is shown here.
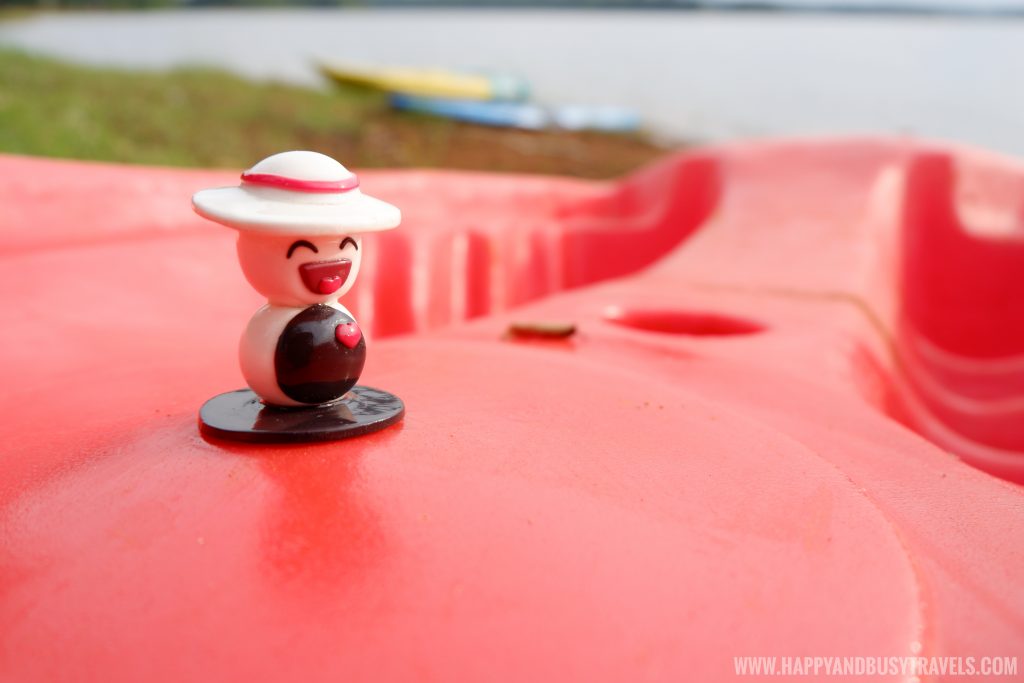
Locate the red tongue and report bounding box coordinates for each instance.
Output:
[299,259,352,296]
[317,276,343,294]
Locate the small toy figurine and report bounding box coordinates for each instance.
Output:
[192,151,405,443]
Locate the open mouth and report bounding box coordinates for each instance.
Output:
[299,259,353,295]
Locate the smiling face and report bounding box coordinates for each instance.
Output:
[236,232,363,307]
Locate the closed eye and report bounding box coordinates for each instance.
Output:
[340,236,359,251]
[287,240,319,259]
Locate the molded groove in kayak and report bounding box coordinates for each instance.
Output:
[892,150,1024,481]
[558,153,722,289]
[350,153,723,337]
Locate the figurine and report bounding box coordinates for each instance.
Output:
[192,151,405,442]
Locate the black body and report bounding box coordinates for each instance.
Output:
[274,304,366,405]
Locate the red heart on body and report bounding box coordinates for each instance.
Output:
[335,322,362,349]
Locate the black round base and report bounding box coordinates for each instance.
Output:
[199,386,404,444]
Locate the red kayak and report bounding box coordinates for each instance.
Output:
[1,138,1022,681]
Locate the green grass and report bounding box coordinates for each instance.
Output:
[0,47,668,177]
[0,48,381,167]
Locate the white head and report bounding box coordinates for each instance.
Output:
[236,231,363,307]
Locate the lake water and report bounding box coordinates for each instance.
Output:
[2,8,1023,156]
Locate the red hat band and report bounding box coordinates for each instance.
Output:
[240,171,360,194]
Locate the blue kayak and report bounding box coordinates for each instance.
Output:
[390,93,641,133]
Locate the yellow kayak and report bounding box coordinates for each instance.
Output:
[318,62,529,102]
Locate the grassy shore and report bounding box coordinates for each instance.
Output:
[0,47,670,178]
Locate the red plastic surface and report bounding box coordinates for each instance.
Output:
[1,139,1023,681]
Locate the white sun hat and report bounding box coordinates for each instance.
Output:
[192,151,401,234]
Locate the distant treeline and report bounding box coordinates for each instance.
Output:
[3,0,672,6]
[5,0,1023,16]
[1,0,718,5]
[0,0,718,7]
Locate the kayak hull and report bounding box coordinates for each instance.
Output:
[1,138,1022,681]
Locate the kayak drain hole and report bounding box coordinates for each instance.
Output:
[603,307,765,337]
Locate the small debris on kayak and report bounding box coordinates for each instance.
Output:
[505,321,577,340]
